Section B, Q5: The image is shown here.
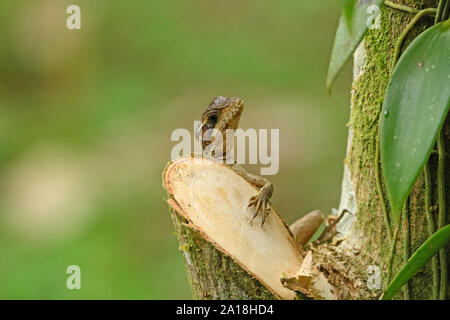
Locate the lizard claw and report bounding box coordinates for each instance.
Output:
[248,192,271,228]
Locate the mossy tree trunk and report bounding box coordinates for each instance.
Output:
[170,209,276,300]
[334,0,449,299]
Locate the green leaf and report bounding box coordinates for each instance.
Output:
[381,21,450,220]
[382,224,450,300]
[327,0,384,93]
[341,0,357,30]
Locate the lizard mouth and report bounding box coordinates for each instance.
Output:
[195,122,214,151]
[196,96,244,152]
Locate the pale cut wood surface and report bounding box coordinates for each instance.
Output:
[164,157,303,299]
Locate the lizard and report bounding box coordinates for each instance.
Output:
[195,96,274,227]
[195,95,347,238]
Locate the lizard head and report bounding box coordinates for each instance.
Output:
[196,96,244,154]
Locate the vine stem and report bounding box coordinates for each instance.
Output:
[384,1,435,15]
[435,0,448,301]
[391,8,438,72]
[443,0,450,20]
[376,130,392,243]
[424,163,439,299]
[437,131,447,300]
[402,199,410,299]
[386,214,402,285]
[435,0,447,23]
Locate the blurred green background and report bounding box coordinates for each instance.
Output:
[0,0,351,299]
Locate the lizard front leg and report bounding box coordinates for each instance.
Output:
[231,164,273,227]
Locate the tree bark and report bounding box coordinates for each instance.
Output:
[332,0,449,299]
[170,209,276,299]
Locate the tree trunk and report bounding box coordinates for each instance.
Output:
[164,0,449,300]
[170,209,276,299]
[163,158,308,300]
[333,0,449,299]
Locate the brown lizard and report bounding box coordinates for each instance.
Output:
[196,96,274,227]
[195,95,347,238]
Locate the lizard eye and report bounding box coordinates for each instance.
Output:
[207,114,218,125]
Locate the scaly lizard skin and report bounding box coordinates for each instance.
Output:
[196,96,274,227]
[195,96,346,239]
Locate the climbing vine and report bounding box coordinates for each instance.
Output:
[328,0,449,300]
